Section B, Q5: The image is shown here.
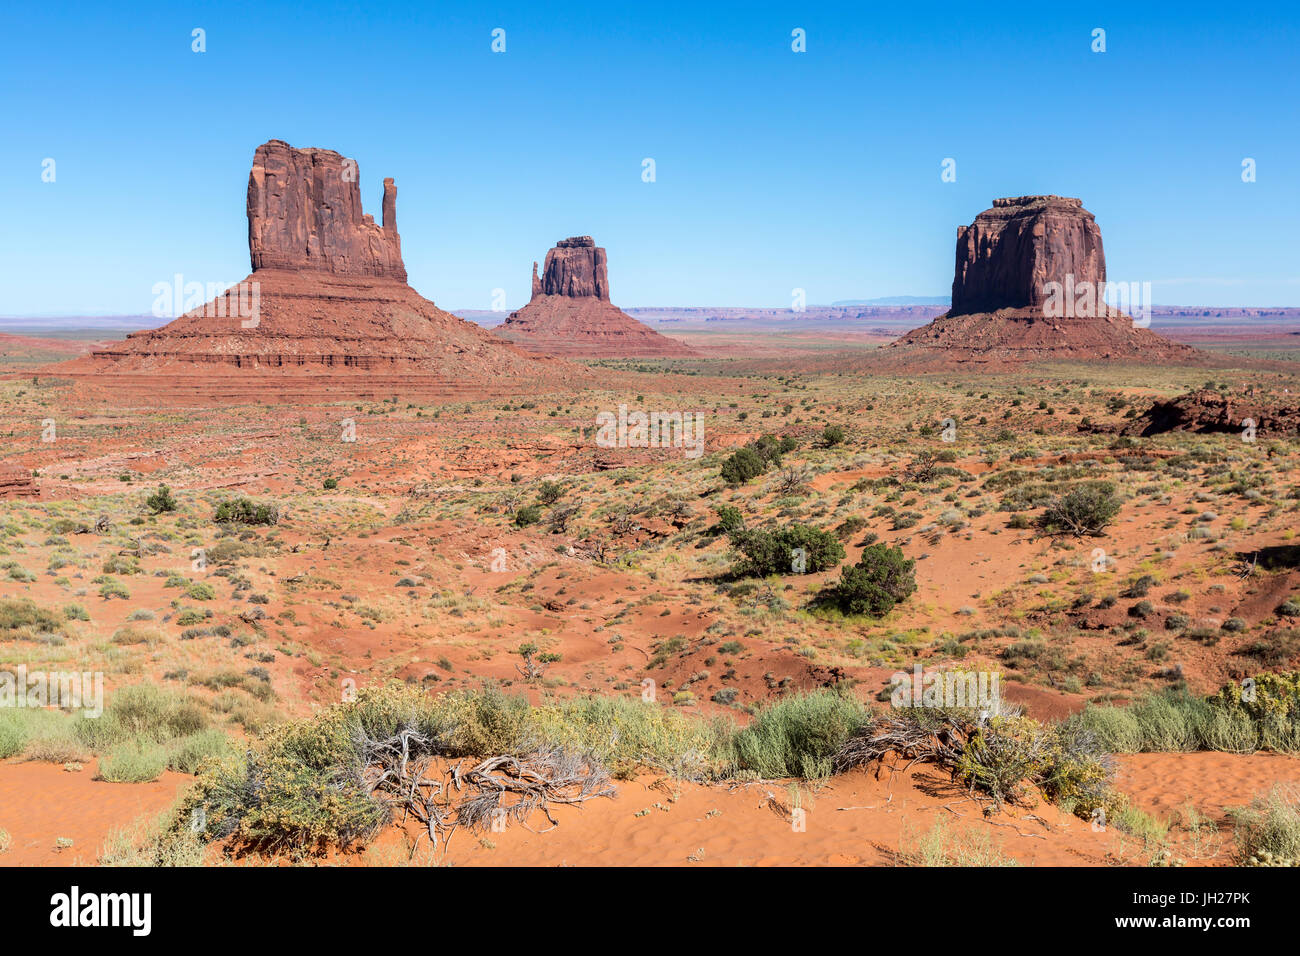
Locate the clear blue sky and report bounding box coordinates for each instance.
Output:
[3,0,1297,315]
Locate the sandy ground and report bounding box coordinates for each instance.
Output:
[0,760,189,866]
[3,751,1297,867]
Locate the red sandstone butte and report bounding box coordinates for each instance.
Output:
[52,140,592,403]
[247,140,406,281]
[884,196,1204,367]
[495,237,696,358]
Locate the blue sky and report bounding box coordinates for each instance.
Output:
[2,0,1297,315]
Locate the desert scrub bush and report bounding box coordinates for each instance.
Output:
[145,484,177,514]
[0,598,64,638]
[213,498,280,526]
[1129,692,1206,751]
[818,543,916,617]
[836,707,1116,818]
[98,740,170,783]
[723,690,866,780]
[0,708,89,763]
[719,447,765,485]
[821,424,846,447]
[1037,482,1122,536]
[206,539,258,565]
[185,581,216,601]
[111,625,159,646]
[529,695,726,779]
[1082,675,1300,755]
[99,580,130,600]
[953,715,1058,808]
[0,717,27,758]
[727,524,845,577]
[711,504,744,535]
[181,683,537,852]
[1076,704,1142,753]
[1229,784,1300,865]
[74,684,208,754]
[513,504,542,528]
[166,728,236,774]
[101,554,142,575]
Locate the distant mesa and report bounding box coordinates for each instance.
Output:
[884,195,1203,366]
[52,140,590,402]
[495,237,697,358]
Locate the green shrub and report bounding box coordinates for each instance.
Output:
[728,524,845,577]
[99,581,130,600]
[821,544,916,617]
[214,498,280,526]
[1131,693,1203,751]
[145,484,177,514]
[0,719,26,759]
[101,555,141,575]
[75,684,208,753]
[720,447,765,485]
[185,582,216,601]
[167,729,235,774]
[1038,482,1122,536]
[713,505,744,534]
[62,603,90,622]
[725,691,865,780]
[1077,704,1142,754]
[99,741,169,783]
[111,625,158,645]
[514,505,542,528]
[821,425,846,447]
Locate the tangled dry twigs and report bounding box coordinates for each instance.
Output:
[833,712,969,779]
[359,730,615,854]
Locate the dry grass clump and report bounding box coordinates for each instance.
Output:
[1229,784,1300,866]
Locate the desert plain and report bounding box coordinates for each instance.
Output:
[2,147,1299,871]
[2,317,1299,868]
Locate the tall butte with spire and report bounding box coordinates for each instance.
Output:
[884,195,1202,367]
[57,140,590,402]
[494,236,696,358]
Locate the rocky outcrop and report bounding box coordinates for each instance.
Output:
[53,140,594,402]
[0,463,38,498]
[246,139,406,280]
[495,237,696,358]
[1128,389,1300,438]
[882,195,1206,368]
[951,196,1105,316]
[536,236,609,300]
